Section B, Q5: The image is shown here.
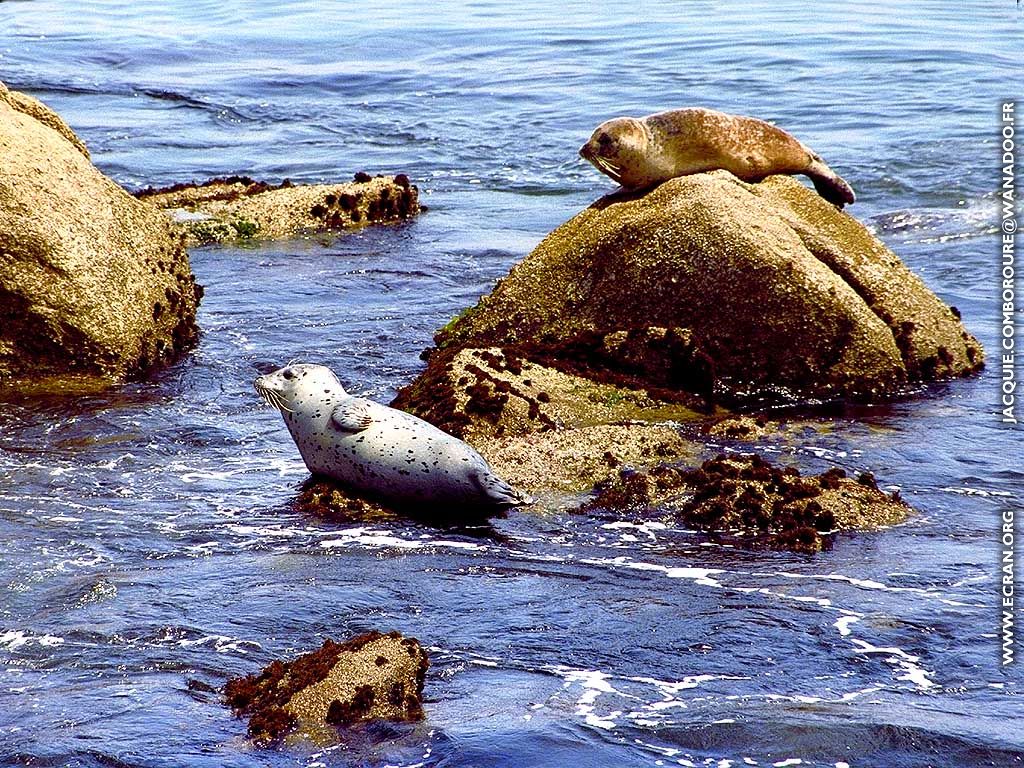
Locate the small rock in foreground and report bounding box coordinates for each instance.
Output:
[224,631,428,744]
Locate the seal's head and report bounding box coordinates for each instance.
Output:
[254,363,344,412]
[579,117,651,188]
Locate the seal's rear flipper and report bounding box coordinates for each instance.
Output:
[471,469,534,509]
[806,160,856,207]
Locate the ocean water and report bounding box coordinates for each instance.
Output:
[0,2,1021,766]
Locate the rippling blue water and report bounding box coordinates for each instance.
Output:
[1,2,1021,766]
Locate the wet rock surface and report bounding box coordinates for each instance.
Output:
[706,414,781,441]
[137,172,420,245]
[433,170,983,401]
[478,422,701,496]
[393,346,704,443]
[0,82,201,392]
[224,631,428,744]
[585,453,910,553]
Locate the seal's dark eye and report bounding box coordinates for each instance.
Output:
[598,132,612,147]
[282,369,295,380]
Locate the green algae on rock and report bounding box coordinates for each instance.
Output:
[137,172,420,246]
[432,170,983,401]
[224,631,428,745]
[0,82,201,392]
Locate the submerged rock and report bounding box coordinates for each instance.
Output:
[295,479,399,523]
[0,82,201,392]
[224,631,428,744]
[585,454,910,553]
[137,172,420,246]
[434,170,982,401]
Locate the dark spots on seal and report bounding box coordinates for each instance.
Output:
[354,171,372,183]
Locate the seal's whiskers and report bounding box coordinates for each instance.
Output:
[256,383,294,413]
[596,156,622,183]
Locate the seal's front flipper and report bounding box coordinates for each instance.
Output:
[330,400,374,432]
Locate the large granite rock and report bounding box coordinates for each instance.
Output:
[0,82,201,392]
[225,631,428,744]
[434,171,983,400]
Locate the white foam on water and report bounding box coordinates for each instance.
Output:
[778,571,978,606]
[580,556,724,588]
[733,586,832,608]
[600,521,668,541]
[940,486,1012,498]
[175,634,262,654]
[849,639,937,691]
[0,630,64,651]
[549,667,633,730]
[834,615,860,637]
[320,527,485,553]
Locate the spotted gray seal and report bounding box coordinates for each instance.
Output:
[254,363,530,511]
[579,107,855,206]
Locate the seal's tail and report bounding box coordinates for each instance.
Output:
[805,156,856,207]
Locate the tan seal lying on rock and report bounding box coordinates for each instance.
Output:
[255,363,530,513]
[580,107,855,206]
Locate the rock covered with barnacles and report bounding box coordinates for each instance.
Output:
[136,172,420,245]
[584,453,910,553]
[224,631,428,744]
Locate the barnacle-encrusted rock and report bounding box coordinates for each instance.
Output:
[224,631,428,744]
[137,172,420,246]
[585,454,910,552]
